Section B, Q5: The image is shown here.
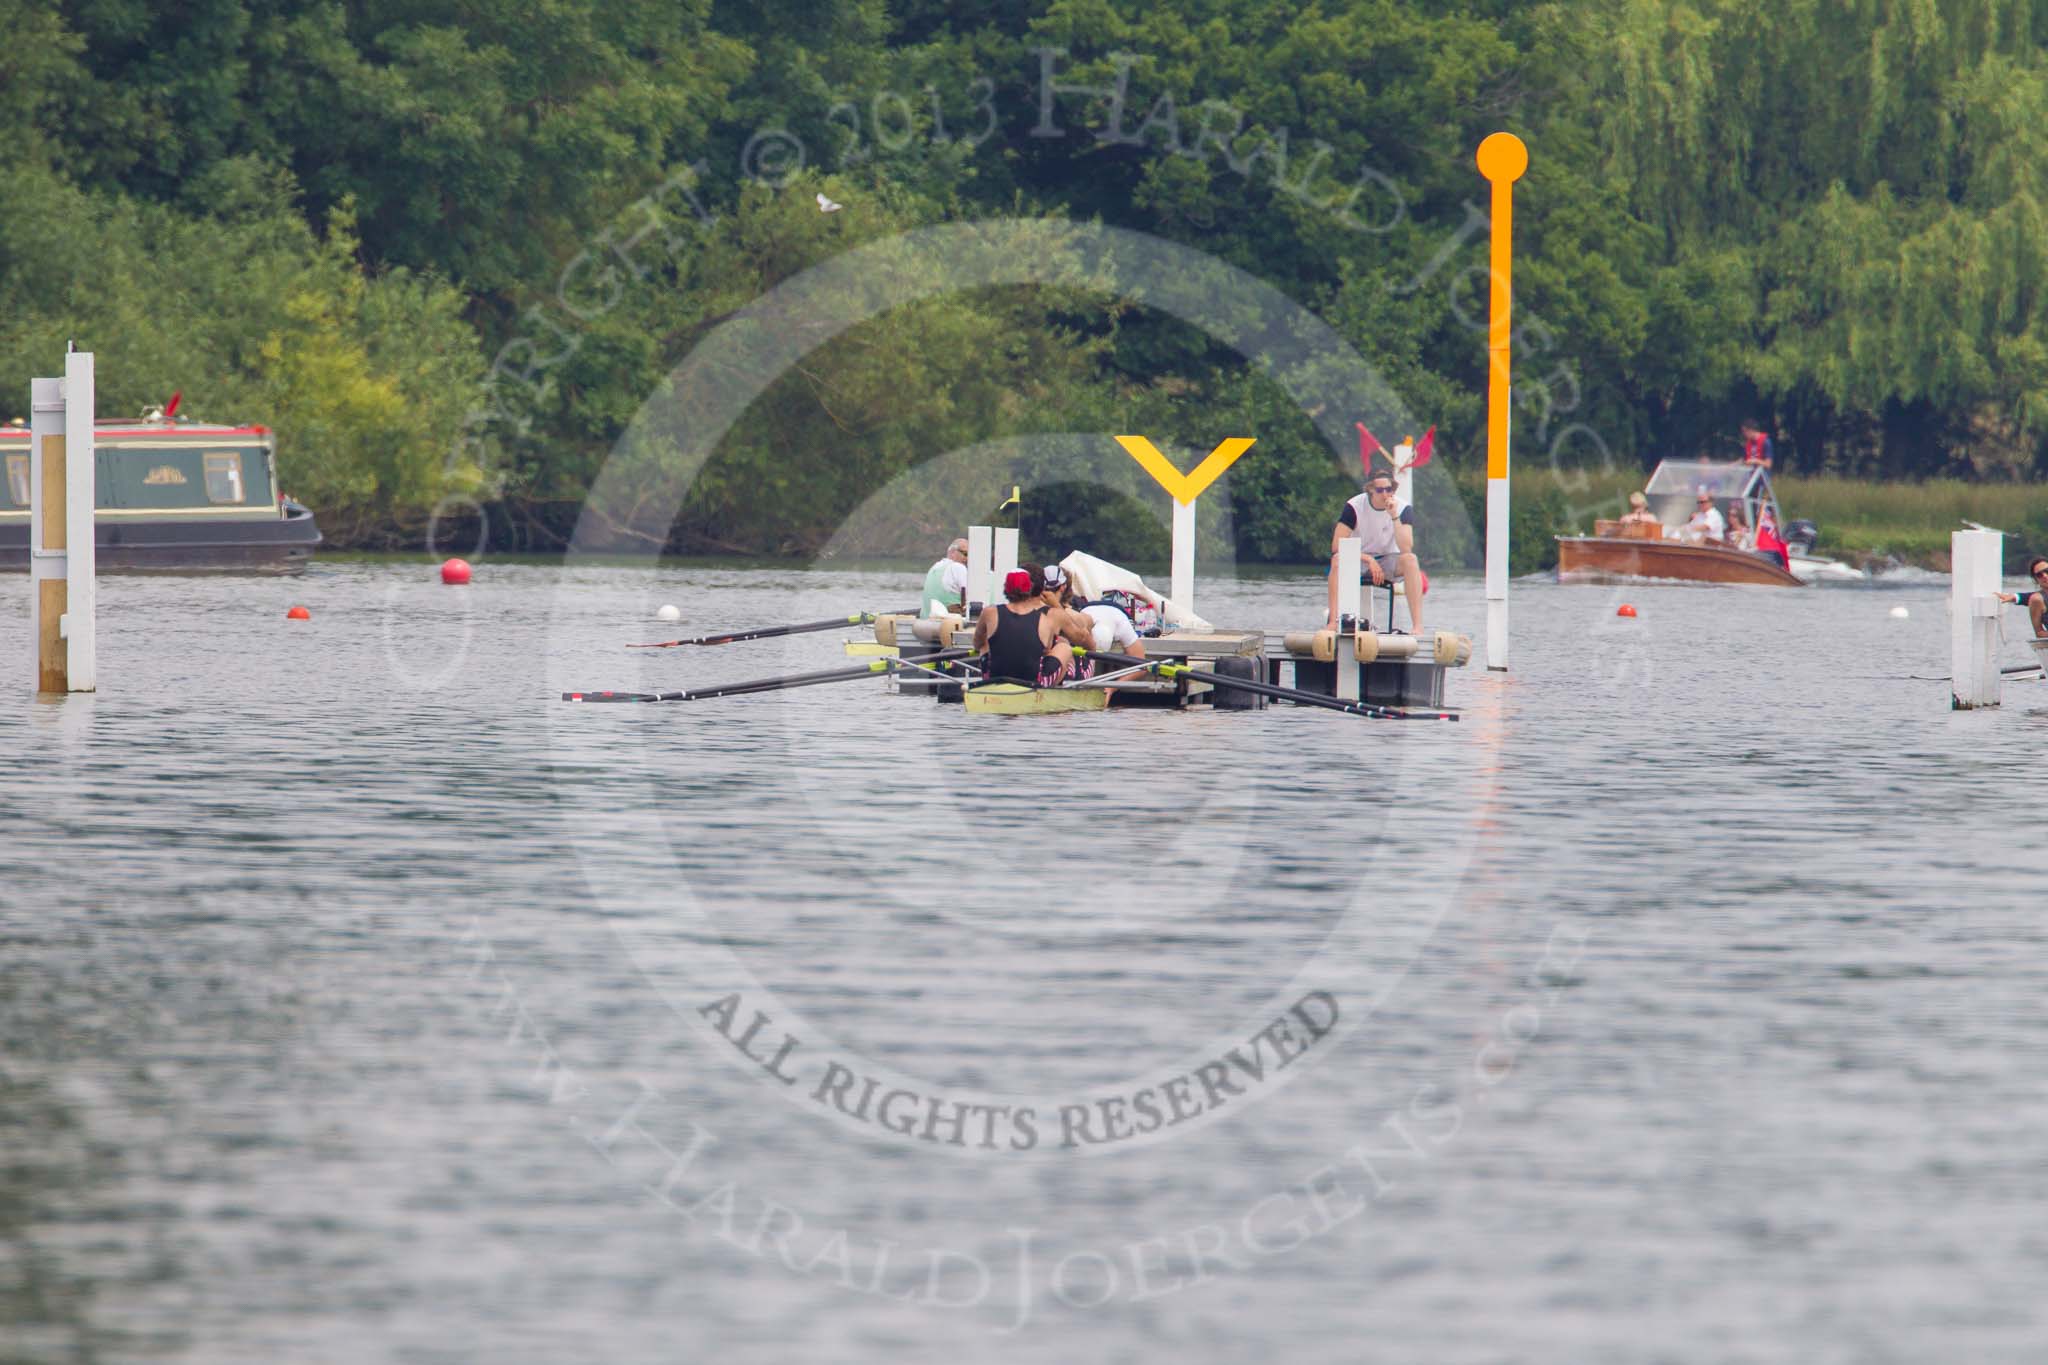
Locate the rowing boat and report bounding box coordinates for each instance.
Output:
[962,682,1109,715]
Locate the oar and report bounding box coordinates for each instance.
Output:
[564,650,968,703]
[630,608,920,649]
[1082,651,1460,721]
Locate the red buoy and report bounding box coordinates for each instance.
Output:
[1616,603,1637,618]
[440,557,472,585]
[286,605,311,620]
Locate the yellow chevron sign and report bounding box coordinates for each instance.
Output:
[1114,436,1256,505]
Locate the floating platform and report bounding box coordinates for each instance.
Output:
[864,614,1471,712]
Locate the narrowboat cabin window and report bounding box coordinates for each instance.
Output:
[204,452,245,504]
[5,453,25,507]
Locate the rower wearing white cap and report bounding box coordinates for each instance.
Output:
[1042,565,1145,660]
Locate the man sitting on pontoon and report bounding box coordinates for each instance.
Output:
[1996,555,2048,638]
[1325,470,1424,633]
[921,537,970,617]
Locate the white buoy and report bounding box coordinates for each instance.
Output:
[656,604,682,623]
[1889,606,1909,619]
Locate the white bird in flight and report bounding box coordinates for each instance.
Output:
[816,193,843,214]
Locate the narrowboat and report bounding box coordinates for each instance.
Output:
[0,419,321,572]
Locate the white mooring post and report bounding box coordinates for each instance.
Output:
[992,527,1020,586]
[1335,537,1362,702]
[1950,528,2003,710]
[28,352,95,694]
[1170,499,1197,622]
[1392,437,1416,513]
[965,525,993,611]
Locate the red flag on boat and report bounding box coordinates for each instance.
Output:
[164,391,182,419]
[1755,509,1790,571]
[1356,422,1382,474]
[1411,425,1436,469]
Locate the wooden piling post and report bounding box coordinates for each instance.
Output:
[28,352,95,694]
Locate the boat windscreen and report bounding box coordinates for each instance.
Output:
[1642,461,1760,499]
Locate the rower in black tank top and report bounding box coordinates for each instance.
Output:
[988,604,1049,683]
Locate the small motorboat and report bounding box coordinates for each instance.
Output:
[1557,459,1861,587]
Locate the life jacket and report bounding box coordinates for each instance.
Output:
[1743,430,1768,464]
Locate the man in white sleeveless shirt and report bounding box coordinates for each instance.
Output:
[1324,470,1424,632]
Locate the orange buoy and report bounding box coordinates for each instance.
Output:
[1616,603,1637,618]
[286,605,311,620]
[440,557,472,585]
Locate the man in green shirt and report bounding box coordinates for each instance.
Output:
[922,538,970,617]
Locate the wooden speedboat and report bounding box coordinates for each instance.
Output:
[1556,459,1819,588]
[1556,530,1805,586]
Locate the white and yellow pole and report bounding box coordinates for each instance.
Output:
[1477,133,1526,672]
[29,351,95,694]
[1114,435,1254,625]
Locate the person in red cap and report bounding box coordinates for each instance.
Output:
[973,563,1089,684]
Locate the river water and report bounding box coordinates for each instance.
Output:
[2,560,2042,1363]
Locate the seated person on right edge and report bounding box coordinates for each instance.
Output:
[1996,554,2048,638]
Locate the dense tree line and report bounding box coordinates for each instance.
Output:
[3,0,2044,559]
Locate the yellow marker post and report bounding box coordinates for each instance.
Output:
[1476,132,1526,671]
[1114,436,1255,622]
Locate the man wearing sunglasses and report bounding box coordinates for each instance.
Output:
[1325,472,1424,632]
[1995,556,2048,638]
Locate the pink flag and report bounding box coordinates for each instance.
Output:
[1356,422,1382,474]
[1411,426,1436,468]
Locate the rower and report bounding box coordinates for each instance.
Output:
[1325,470,1423,632]
[974,565,1087,685]
[1041,564,1144,666]
[1995,555,2048,638]
[922,537,970,617]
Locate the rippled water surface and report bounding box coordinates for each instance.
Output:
[2,560,2042,1363]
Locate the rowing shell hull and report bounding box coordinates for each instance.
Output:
[1555,536,1806,587]
[963,683,1109,715]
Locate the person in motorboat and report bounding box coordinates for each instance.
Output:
[921,537,970,617]
[1741,421,1774,469]
[1680,489,1725,543]
[1723,501,1752,550]
[1619,491,1660,528]
[1994,555,2048,638]
[975,565,1090,685]
[1325,470,1424,633]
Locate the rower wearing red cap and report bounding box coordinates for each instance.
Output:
[974,563,1090,685]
